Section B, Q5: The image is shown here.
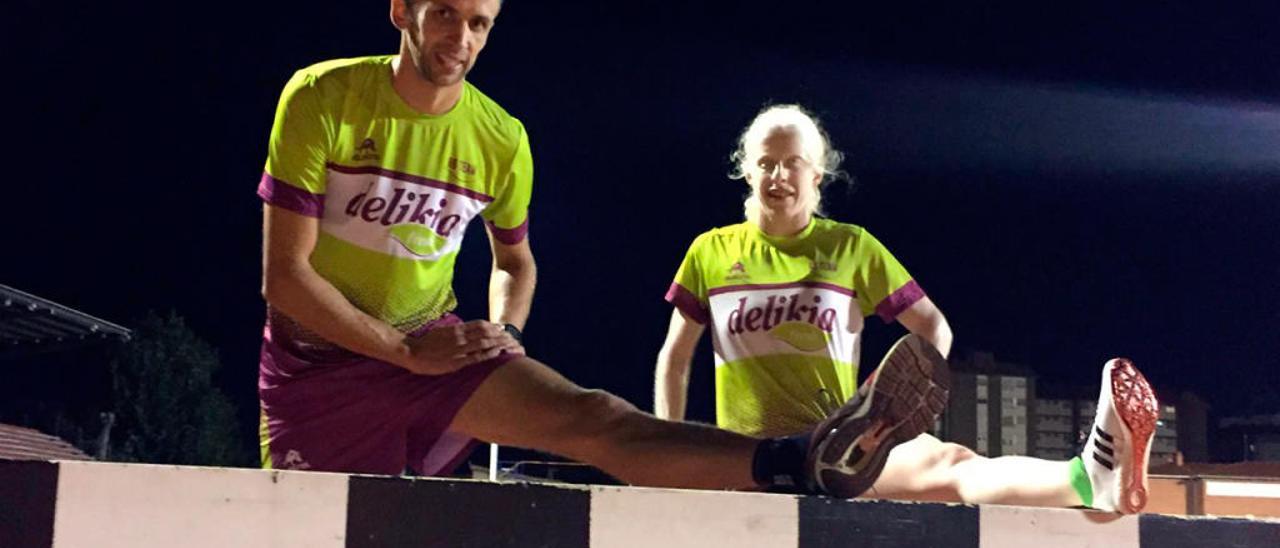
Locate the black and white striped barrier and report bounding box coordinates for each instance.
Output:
[2,461,1277,547]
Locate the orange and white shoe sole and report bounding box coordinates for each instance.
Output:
[1108,358,1159,514]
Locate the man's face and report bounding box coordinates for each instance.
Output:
[399,0,501,87]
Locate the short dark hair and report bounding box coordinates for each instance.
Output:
[406,0,504,7]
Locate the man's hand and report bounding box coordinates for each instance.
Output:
[400,320,524,375]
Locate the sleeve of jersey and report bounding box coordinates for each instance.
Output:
[257,71,331,218]
[853,230,926,323]
[664,236,711,324]
[482,123,533,245]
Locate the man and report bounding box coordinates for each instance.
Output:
[256,0,938,496]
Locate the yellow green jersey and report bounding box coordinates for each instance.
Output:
[665,219,924,436]
[257,56,532,333]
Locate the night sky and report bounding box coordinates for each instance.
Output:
[5,1,1278,438]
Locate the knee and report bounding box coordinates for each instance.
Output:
[904,435,977,468]
[935,443,978,468]
[564,389,640,433]
[917,443,978,498]
[552,389,649,459]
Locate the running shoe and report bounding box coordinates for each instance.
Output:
[804,334,950,498]
[1082,358,1159,514]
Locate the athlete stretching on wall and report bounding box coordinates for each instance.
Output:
[256,0,940,497]
[656,104,1159,512]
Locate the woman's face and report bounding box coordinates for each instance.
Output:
[746,128,821,220]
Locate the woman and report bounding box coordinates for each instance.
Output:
[655,104,1159,513]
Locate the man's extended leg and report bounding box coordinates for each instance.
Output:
[449,355,761,489]
[449,333,951,495]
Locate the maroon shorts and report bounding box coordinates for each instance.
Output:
[258,313,514,476]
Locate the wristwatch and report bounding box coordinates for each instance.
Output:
[502,323,523,344]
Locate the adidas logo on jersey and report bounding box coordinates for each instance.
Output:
[354,138,379,162]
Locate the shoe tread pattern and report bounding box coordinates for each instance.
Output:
[807,334,950,498]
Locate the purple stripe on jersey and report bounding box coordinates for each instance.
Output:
[707,281,856,298]
[875,279,925,322]
[665,283,710,324]
[326,163,495,203]
[258,173,324,217]
[486,216,529,245]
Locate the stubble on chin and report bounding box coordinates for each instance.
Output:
[404,22,470,87]
[412,46,467,87]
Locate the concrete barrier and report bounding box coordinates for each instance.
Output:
[2,460,1277,547]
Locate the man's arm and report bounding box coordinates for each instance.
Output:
[486,225,537,329]
[895,295,953,358]
[262,205,514,373]
[655,309,705,420]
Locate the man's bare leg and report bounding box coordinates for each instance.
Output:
[451,333,956,496]
[449,356,761,489]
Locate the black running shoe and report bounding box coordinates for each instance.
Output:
[804,334,950,498]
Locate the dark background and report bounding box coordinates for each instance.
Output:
[4,1,1278,451]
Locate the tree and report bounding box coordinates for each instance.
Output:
[107,310,249,466]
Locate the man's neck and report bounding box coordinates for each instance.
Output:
[390,54,464,116]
